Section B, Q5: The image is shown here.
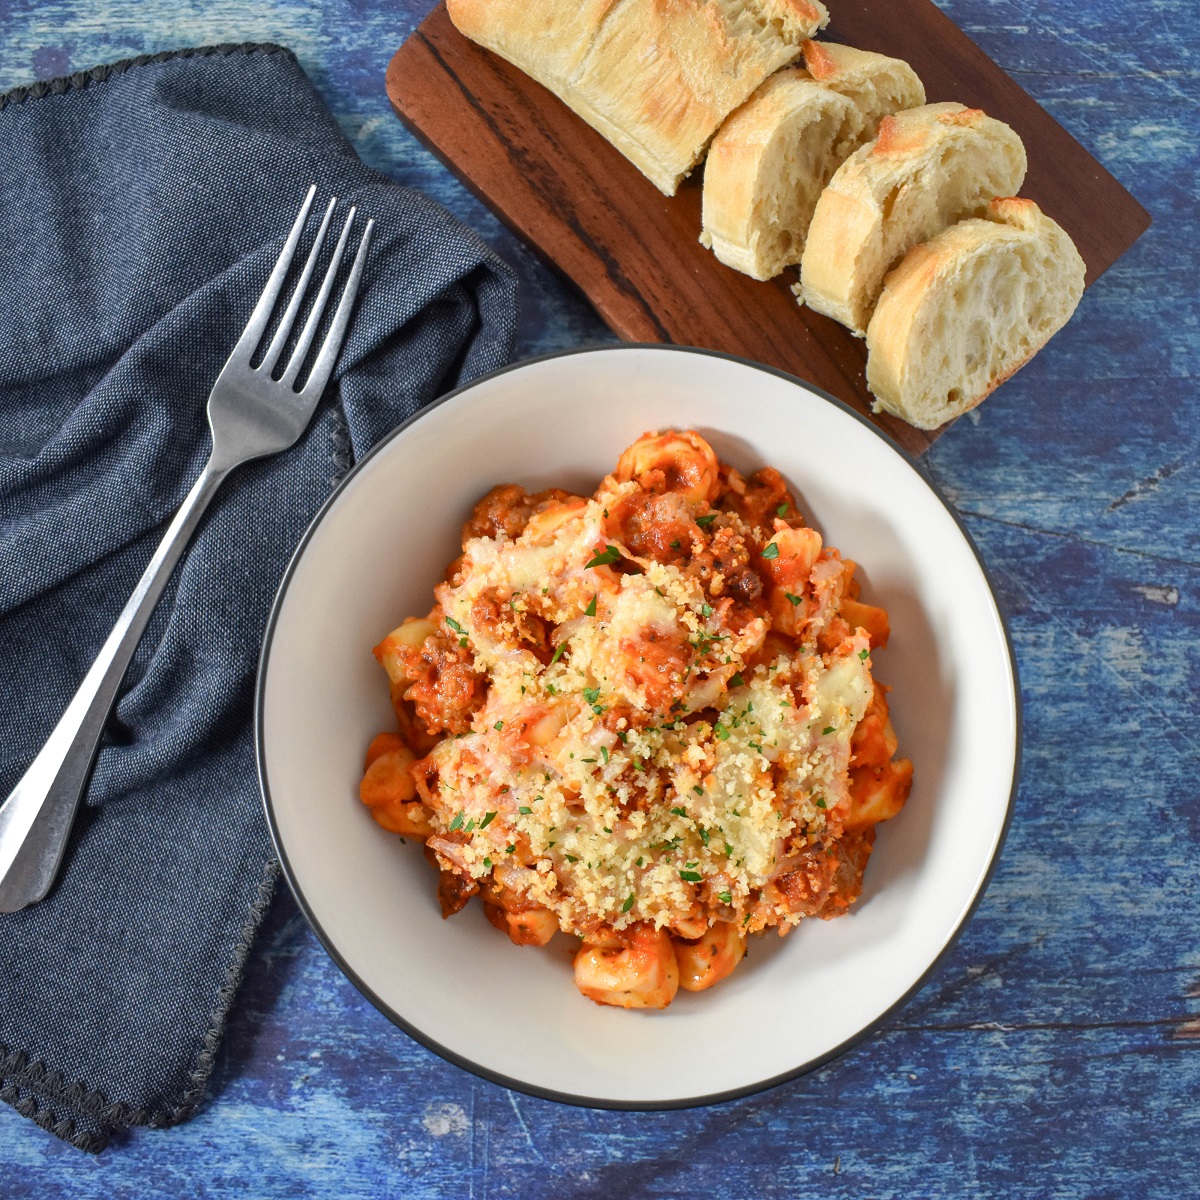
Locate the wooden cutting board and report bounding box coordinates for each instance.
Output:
[386,3,1150,455]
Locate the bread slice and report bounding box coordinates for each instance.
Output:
[801,40,926,135]
[799,102,1028,334]
[701,70,858,279]
[446,0,829,197]
[699,45,924,280]
[865,198,1085,429]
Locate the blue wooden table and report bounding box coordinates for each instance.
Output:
[1,1,1196,1195]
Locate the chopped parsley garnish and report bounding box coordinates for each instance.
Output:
[761,542,780,560]
[480,811,496,829]
[505,845,515,854]
[670,807,688,818]
[584,545,621,569]
[724,841,734,856]
[518,806,532,815]
[635,857,644,867]
[483,857,492,868]
[729,672,745,688]
[545,683,558,694]
[822,725,836,736]
[713,722,731,741]
[584,594,597,617]
[718,890,732,904]
[680,870,703,883]
[617,730,628,744]
[701,603,713,618]
[464,819,476,833]
[692,785,703,796]
[695,514,717,527]
[458,637,468,648]
[699,828,710,846]
[776,503,788,517]
[669,539,682,550]
[815,797,827,809]
[565,854,579,863]
[549,641,567,666]
[583,687,601,705]
[859,648,870,661]
[748,741,762,753]
[448,811,464,832]
[690,631,727,655]
[600,746,609,764]
[785,592,802,606]
[622,894,635,913]
[445,616,464,633]
[494,720,504,731]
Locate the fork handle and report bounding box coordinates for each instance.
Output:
[0,457,230,913]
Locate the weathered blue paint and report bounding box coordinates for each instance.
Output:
[0,0,1196,1195]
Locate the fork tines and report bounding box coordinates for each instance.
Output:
[238,185,375,398]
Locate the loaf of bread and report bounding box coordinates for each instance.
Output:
[865,198,1085,429]
[699,42,924,280]
[799,102,1027,334]
[445,0,830,196]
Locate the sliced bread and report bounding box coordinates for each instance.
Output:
[801,39,926,134]
[799,102,1028,334]
[701,70,859,279]
[865,198,1085,429]
[700,44,924,280]
[445,0,829,197]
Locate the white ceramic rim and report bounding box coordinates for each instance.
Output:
[255,342,1021,1111]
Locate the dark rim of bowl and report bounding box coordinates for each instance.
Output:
[255,341,1022,1113]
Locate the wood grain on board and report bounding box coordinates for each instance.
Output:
[385,2,1150,455]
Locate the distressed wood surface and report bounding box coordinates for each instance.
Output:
[385,1,1149,457]
[0,0,1197,1196]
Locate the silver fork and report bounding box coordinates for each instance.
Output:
[0,186,374,913]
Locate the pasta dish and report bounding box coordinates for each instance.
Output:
[359,431,912,1008]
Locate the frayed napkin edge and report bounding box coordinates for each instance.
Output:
[0,42,295,113]
[0,857,280,1153]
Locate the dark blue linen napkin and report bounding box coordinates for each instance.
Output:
[0,43,516,1152]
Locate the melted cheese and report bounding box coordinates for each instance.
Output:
[417,496,879,937]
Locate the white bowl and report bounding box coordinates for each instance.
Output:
[257,344,1019,1108]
